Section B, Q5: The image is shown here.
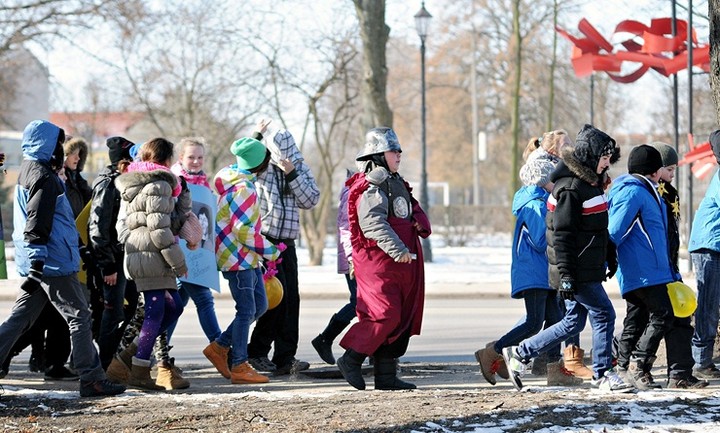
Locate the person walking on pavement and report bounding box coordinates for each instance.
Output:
[336,127,432,390]
[608,144,679,390]
[247,120,320,376]
[688,130,720,380]
[502,124,632,393]
[90,136,139,370]
[476,150,582,387]
[0,119,125,397]
[311,170,357,365]
[203,136,280,384]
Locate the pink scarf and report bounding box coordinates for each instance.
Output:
[170,162,210,188]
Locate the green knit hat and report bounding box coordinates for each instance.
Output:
[649,141,679,167]
[231,137,267,170]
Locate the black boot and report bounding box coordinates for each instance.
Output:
[337,349,367,390]
[312,315,351,365]
[374,357,416,390]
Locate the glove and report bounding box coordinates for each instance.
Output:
[558,275,575,301]
[605,242,618,280]
[79,245,93,270]
[20,260,44,294]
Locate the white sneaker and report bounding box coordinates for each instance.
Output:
[591,368,634,393]
[502,346,527,390]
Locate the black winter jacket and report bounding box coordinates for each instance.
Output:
[546,150,610,289]
[65,168,92,217]
[88,165,123,276]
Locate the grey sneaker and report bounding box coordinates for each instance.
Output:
[248,357,277,373]
[501,346,527,391]
[273,358,310,376]
[693,364,720,379]
[591,368,634,393]
[667,375,709,389]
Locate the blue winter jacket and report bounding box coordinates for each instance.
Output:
[689,170,720,253]
[607,174,675,296]
[12,120,80,277]
[510,185,552,298]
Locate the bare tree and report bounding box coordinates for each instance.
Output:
[353,0,393,131]
[100,2,271,174]
[710,0,720,124]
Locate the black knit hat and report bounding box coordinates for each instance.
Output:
[628,144,663,175]
[106,136,134,164]
[573,124,616,170]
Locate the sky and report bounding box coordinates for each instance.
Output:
[34,1,709,133]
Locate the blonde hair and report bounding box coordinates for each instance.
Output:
[523,137,542,161]
[540,130,570,156]
[178,137,206,157]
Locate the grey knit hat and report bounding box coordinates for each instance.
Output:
[649,142,678,166]
[519,158,556,187]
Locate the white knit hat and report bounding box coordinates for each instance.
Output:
[519,158,556,187]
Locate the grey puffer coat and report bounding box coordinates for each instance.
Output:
[115,169,187,291]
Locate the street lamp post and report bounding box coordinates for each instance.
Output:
[415,1,433,262]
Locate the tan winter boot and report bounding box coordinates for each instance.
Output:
[128,357,164,391]
[474,341,507,385]
[546,360,584,386]
[563,345,593,380]
[155,358,190,390]
[231,361,269,384]
[105,342,137,384]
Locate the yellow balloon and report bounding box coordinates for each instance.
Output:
[265,276,284,310]
[667,281,698,318]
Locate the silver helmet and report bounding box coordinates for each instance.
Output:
[356,127,402,161]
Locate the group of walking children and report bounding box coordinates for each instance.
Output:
[477,124,712,393]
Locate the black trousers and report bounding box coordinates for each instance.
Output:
[247,239,299,368]
[5,299,70,370]
[616,284,676,369]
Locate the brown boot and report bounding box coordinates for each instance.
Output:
[203,341,231,379]
[474,341,505,385]
[231,362,269,384]
[546,360,584,386]
[106,357,131,384]
[563,345,593,380]
[155,358,190,390]
[105,342,137,384]
[128,357,164,391]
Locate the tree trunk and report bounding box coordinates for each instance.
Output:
[546,0,558,131]
[353,0,393,131]
[510,0,522,196]
[710,0,720,124]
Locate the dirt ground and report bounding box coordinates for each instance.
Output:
[2,360,720,433]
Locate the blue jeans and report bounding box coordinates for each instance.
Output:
[217,268,268,367]
[495,289,563,360]
[166,281,222,342]
[517,281,614,378]
[691,250,720,369]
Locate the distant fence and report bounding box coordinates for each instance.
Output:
[427,205,513,247]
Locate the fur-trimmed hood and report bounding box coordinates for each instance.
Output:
[558,145,601,185]
[115,169,178,203]
[63,137,89,172]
